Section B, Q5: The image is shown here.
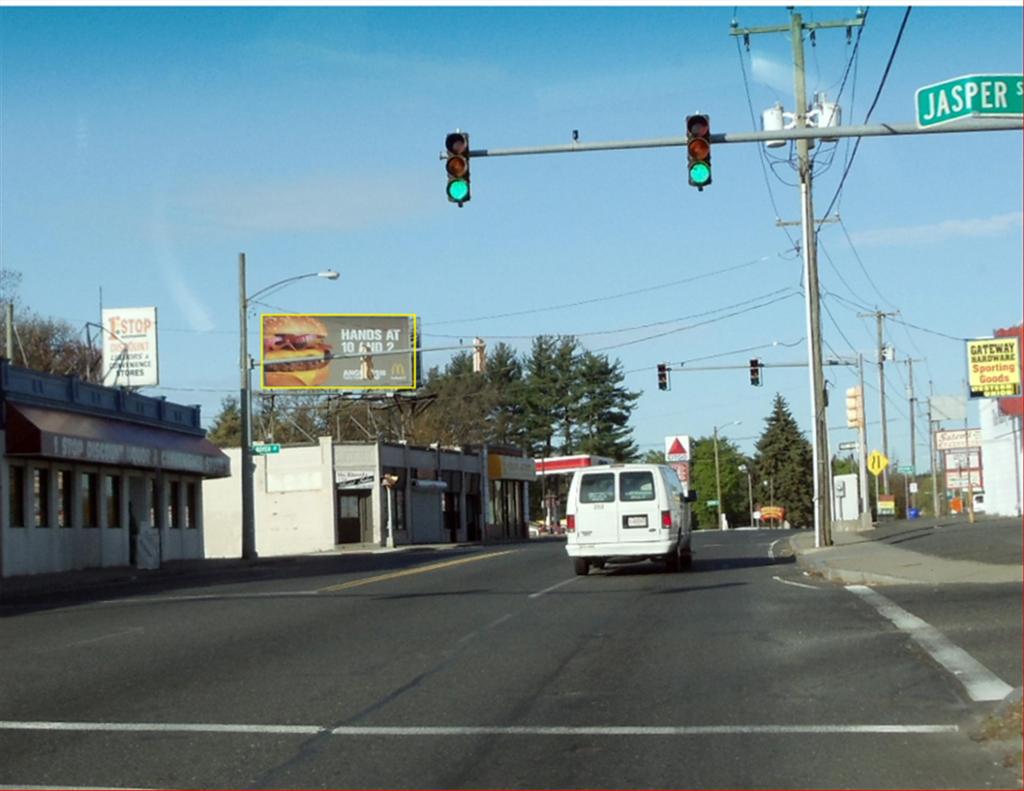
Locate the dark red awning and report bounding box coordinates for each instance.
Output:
[6,403,230,478]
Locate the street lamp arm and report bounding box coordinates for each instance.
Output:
[246,270,340,304]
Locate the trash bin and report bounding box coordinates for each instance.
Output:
[908,508,920,520]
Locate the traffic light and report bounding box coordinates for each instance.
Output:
[657,363,670,391]
[445,131,471,206]
[845,386,864,428]
[749,358,762,387]
[686,114,712,190]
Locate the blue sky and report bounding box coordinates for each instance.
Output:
[2,3,1022,467]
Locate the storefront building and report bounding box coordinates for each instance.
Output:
[202,440,534,556]
[1,360,230,580]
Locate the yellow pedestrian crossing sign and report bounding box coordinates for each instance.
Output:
[867,450,889,477]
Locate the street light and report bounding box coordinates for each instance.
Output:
[738,463,754,528]
[713,420,741,531]
[238,252,339,560]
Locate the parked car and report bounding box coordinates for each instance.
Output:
[564,463,696,575]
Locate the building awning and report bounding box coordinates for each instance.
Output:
[5,403,231,478]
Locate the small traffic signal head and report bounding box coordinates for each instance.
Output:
[686,114,712,190]
[749,358,762,387]
[445,131,471,205]
[657,363,669,391]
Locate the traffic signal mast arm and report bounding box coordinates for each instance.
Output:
[658,359,854,372]
[441,117,1021,162]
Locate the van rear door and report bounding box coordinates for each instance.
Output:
[575,471,619,545]
[617,469,661,543]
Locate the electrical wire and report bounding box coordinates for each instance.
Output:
[424,255,781,328]
[817,6,912,231]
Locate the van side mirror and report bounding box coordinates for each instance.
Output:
[685,490,698,503]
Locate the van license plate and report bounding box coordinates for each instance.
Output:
[626,515,648,528]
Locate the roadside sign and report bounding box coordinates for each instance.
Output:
[706,499,719,507]
[878,495,897,517]
[252,443,281,455]
[897,465,914,475]
[838,441,858,452]
[664,435,691,462]
[916,74,1023,128]
[966,336,1021,399]
[909,482,919,494]
[867,450,889,477]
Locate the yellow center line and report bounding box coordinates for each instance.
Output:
[318,550,518,593]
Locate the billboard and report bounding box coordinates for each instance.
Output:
[966,336,1021,399]
[101,307,159,387]
[260,313,416,390]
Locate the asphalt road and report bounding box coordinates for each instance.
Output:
[1,530,1019,789]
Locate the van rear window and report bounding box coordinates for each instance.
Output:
[579,473,615,503]
[620,471,655,501]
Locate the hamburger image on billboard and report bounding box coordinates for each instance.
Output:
[261,313,417,390]
[261,315,333,387]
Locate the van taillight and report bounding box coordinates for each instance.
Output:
[661,511,672,528]
[567,515,576,532]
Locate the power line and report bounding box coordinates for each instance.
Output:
[817,6,913,231]
[425,255,783,328]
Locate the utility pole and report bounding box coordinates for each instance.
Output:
[857,353,871,528]
[859,310,898,494]
[903,357,924,512]
[731,10,861,548]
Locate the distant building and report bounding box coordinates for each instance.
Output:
[202,440,534,557]
[0,359,230,581]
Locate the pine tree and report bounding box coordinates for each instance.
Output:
[574,351,639,460]
[755,394,814,528]
[207,396,242,447]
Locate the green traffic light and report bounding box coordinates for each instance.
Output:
[689,162,711,186]
[689,164,711,185]
[447,179,470,202]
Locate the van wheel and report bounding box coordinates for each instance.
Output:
[573,558,590,576]
[665,548,681,573]
[592,559,606,569]
[680,549,693,570]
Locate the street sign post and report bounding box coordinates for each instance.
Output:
[252,443,281,455]
[916,74,1023,128]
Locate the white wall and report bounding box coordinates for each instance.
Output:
[202,439,336,558]
[979,399,1023,517]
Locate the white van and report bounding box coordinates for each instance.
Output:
[565,463,695,575]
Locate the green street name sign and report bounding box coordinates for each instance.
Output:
[916,74,1023,128]
[898,465,915,475]
[706,499,719,507]
[252,443,281,455]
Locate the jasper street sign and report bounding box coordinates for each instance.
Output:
[916,74,1023,128]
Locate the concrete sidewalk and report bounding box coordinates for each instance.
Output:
[790,517,1023,586]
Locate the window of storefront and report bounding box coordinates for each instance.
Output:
[168,480,180,528]
[104,474,122,528]
[185,481,198,529]
[9,465,26,527]
[150,478,159,529]
[57,470,73,527]
[81,472,99,527]
[33,468,51,528]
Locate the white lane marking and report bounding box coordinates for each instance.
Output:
[768,537,789,560]
[529,577,579,599]
[329,724,958,735]
[458,613,515,644]
[0,721,958,737]
[772,575,819,590]
[61,627,145,649]
[0,721,323,735]
[846,585,1014,702]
